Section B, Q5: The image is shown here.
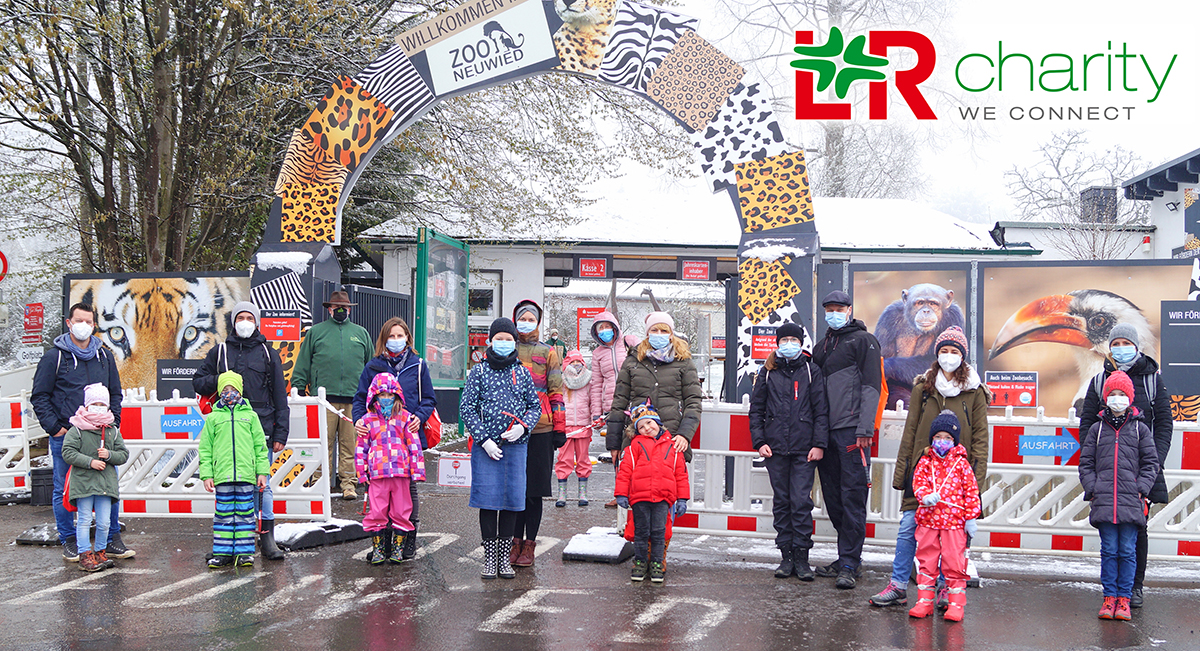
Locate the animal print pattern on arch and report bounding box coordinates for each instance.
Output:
[301,75,394,171]
[691,83,788,192]
[645,31,744,132]
[737,256,801,324]
[598,1,698,92]
[734,151,814,233]
[278,181,341,243]
[274,129,348,195]
[552,0,620,75]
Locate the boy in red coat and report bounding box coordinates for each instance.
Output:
[615,402,690,584]
[909,410,981,622]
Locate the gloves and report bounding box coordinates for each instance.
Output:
[616,496,630,510]
[552,430,567,449]
[964,519,978,538]
[674,499,688,517]
[501,424,525,442]
[921,492,940,506]
[481,439,503,461]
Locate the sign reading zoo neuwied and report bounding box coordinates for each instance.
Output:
[397,0,560,97]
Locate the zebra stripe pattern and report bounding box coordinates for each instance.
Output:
[357,44,437,123]
[598,1,698,94]
[252,271,313,329]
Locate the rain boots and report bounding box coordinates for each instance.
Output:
[578,478,589,506]
[556,480,568,508]
[370,532,389,565]
[908,575,937,618]
[401,521,418,561]
[390,531,407,564]
[943,588,966,622]
[259,519,285,561]
[481,539,499,579]
[497,537,516,579]
[774,547,795,578]
[514,539,536,567]
[794,547,815,581]
[1098,596,1117,620]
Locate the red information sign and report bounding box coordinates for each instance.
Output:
[23,303,43,334]
[985,371,1038,407]
[578,258,608,278]
[576,306,606,348]
[260,311,301,342]
[712,335,726,350]
[750,326,777,360]
[681,260,711,280]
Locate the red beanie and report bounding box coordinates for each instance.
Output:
[1102,370,1135,401]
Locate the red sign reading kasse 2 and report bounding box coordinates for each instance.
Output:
[578,258,607,278]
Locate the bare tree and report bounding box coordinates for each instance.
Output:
[1005,131,1150,260]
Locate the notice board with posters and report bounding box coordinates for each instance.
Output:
[415,228,470,388]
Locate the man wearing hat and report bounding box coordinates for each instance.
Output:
[545,327,568,362]
[292,291,374,500]
[194,300,290,560]
[810,290,883,589]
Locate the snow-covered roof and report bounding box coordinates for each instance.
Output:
[361,196,1003,252]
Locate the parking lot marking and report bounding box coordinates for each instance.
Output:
[124,572,266,608]
[612,596,732,643]
[5,569,158,606]
[478,588,591,634]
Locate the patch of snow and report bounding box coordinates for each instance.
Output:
[742,244,806,263]
[256,252,312,276]
[274,518,360,546]
[562,532,629,558]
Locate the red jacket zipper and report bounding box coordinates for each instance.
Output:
[1111,421,1120,524]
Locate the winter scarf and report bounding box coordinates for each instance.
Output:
[53,333,103,361]
[68,404,114,430]
[486,347,519,371]
[646,344,676,365]
[563,363,591,390]
[934,365,981,398]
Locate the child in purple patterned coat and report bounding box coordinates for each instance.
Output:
[356,372,426,564]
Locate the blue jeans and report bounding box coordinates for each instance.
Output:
[75,495,112,553]
[1097,522,1138,598]
[891,509,918,585]
[50,435,121,545]
[260,448,274,520]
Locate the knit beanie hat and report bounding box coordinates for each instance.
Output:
[83,383,109,407]
[929,409,961,445]
[489,317,518,340]
[644,311,675,333]
[1102,370,1135,401]
[1108,323,1140,349]
[218,371,244,394]
[935,326,969,358]
[776,321,805,342]
[630,402,662,430]
[513,300,542,325]
[564,349,585,365]
[231,301,260,324]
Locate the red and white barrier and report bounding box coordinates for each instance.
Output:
[0,394,30,491]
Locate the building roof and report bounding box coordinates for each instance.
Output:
[998,221,1156,233]
[1122,147,1200,200]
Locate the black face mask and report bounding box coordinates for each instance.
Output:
[332,308,348,323]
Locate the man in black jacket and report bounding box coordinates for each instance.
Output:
[810,290,883,589]
[193,301,289,560]
[31,302,134,561]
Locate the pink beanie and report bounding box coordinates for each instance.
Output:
[83,383,110,407]
[644,311,675,333]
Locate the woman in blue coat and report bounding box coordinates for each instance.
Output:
[460,318,542,579]
[353,317,437,560]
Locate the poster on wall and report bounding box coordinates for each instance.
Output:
[981,261,1191,416]
[66,274,251,393]
[1158,301,1200,420]
[851,265,971,409]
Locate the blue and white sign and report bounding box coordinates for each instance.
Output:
[1018,428,1080,465]
[161,408,206,438]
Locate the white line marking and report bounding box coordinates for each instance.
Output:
[124,572,266,608]
[478,588,591,634]
[244,574,324,615]
[612,596,732,643]
[5,569,158,606]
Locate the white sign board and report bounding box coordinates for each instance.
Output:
[421,0,557,96]
[438,452,472,487]
[16,346,42,366]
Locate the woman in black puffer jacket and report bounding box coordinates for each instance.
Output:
[749,321,829,581]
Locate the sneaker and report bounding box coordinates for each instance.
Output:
[869,581,909,607]
[105,533,136,559]
[342,487,358,501]
[1114,597,1132,621]
[813,562,839,578]
[95,550,115,569]
[236,555,255,567]
[62,537,80,563]
[649,561,666,584]
[1098,596,1116,620]
[631,559,647,582]
[79,551,104,572]
[835,565,857,590]
[208,555,234,570]
[1130,586,1143,608]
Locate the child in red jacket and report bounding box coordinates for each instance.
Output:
[615,402,690,584]
[909,410,980,622]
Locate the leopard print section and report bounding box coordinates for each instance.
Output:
[737,256,801,323]
[278,181,341,243]
[734,151,814,233]
[301,75,394,171]
[645,31,744,132]
[552,0,619,75]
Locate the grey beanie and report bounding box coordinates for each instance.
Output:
[1108,323,1139,349]
[231,301,261,324]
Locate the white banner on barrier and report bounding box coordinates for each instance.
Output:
[438,453,471,487]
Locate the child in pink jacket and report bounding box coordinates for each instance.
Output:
[356,373,426,565]
[556,350,598,507]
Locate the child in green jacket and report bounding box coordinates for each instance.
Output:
[61,383,129,572]
[198,371,270,568]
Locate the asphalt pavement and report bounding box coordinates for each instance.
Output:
[1,444,1197,651]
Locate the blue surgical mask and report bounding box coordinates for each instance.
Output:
[1111,345,1137,365]
[492,339,516,356]
[516,321,537,334]
[386,338,407,354]
[597,328,615,344]
[931,438,954,457]
[648,333,671,350]
[376,396,395,415]
[825,311,848,330]
[777,341,802,359]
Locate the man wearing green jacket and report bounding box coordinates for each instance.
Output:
[291,291,373,500]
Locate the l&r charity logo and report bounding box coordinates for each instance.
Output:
[791,27,1179,121]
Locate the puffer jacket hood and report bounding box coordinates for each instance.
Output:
[356,372,424,482]
[590,311,621,344]
[366,371,406,414]
[590,311,629,418]
[513,299,544,342]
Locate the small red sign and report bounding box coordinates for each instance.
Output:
[712,336,726,350]
[469,331,489,347]
[985,371,1038,407]
[576,306,607,347]
[751,327,777,360]
[261,316,300,341]
[23,303,43,334]
[681,260,710,280]
[578,258,608,278]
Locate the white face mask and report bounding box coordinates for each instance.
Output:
[1107,395,1130,412]
[938,353,962,373]
[70,321,94,341]
[86,404,108,414]
[234,321,256,338]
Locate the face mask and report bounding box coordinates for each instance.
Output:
[386,338,407,354]
[597,329,615,344]
[377,396,395,415]
[648,333,671,350]
[516,321,537,334]
[931,438,954,456]
[777,341,802,359]
[234,321,256,338]
[221,389,241,404]
[825,311,848,330]
[86,404,108,414]
[1111,345,1137,365]
[332,308,348,323]
[70,321,93,341]
[1107,395,1130,412]
[938,353,962,373]
[491,340,516,356]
